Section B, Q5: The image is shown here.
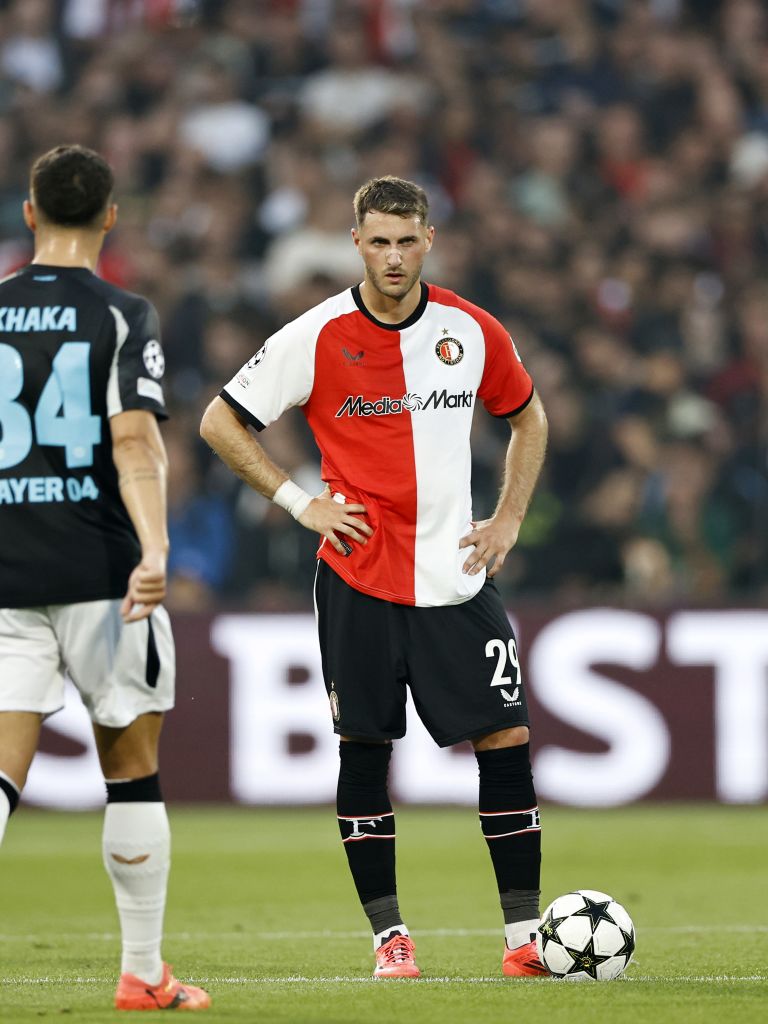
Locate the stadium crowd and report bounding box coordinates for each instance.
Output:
[1,0,766,609]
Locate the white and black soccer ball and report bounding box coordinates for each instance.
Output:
[537,889,635,981]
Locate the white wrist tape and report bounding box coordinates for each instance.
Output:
[272,479,313,520]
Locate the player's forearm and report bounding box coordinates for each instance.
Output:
[495,391,548,525]
[200,397,287,500]
[112,437,169,557]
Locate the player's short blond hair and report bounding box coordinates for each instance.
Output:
[354,176,429,227]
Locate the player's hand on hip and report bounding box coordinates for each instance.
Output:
[459,515,520,577]
[121,551,167,622]
[297,492,372,557]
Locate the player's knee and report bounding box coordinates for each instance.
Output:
[100,747,158,779]
[472,725,529,751]
[94,714,163,780]
[338,740,393,789]
[337,742,394,845]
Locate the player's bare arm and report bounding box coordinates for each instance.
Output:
[460,390,548,577]
[200,397,372,557]
[111,409,169,622]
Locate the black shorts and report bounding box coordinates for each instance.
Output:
[314,560,529,748]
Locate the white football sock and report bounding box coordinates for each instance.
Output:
[373,924,409,950]
[505,919,539,950]
[103,802,170,985]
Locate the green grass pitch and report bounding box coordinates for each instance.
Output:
[1,805,766,1022]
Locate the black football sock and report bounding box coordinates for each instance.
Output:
[0,771,20,844]
[337,741,404,941]
[363,895,405,945]
[476,743,541,948]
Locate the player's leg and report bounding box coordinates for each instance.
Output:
[338,737,418,976]
[0,606,65,843]
[54,599,209,1010]
[0,712,43,843]
[472,725,546,976]
[94,711,169,987]
[405,580,545,976]
[315,562,419,978]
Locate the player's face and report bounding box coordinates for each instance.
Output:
[352,211,434,302]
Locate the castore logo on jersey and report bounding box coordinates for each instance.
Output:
[342,347,365,362]
[335,389,474,418]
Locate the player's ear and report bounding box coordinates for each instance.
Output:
[424,225,435,252]
[351,226,360,248]
[22,199,36,232]
[103,203,118,234]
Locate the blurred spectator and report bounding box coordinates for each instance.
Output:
[1,0,62,93]
[263,184,361,298]
[299,13,429,140]
[224,412,323,610]
[165,424,235,610]
[637,441,738,599]
[178,59,269,173]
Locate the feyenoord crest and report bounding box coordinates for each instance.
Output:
[436,335,463,365]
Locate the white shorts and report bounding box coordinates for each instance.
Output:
[0,600,175,728]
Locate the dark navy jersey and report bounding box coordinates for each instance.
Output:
[0,264,167,608]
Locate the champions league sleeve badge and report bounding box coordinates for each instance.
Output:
[142,339,165,379]
[246,341,269,368]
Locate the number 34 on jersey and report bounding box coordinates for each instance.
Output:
[0,340,101,504]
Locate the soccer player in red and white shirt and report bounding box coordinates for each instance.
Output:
[201,176,549,979]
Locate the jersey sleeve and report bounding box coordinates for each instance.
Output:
[219,316,316,430]
[477,315,534,418]
[106,298,168,420]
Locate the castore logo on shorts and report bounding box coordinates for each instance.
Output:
[335,389,474,418]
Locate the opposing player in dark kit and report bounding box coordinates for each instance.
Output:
[201,176,548,978]
[0,145,210,1010]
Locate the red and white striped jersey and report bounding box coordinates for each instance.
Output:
[221,282,533,607]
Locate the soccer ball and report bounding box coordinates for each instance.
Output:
[536,889,635,981]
